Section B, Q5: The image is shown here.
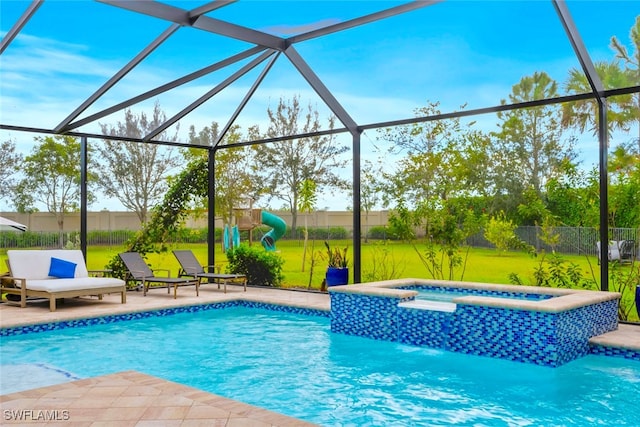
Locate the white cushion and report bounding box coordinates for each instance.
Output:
[7,250,90,279]
[24,277,124,292]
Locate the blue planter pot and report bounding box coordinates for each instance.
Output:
[326,267,349,286]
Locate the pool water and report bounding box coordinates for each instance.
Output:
[1,306,639,426]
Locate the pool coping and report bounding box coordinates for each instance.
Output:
[328,278,621,313]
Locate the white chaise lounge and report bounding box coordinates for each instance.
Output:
[2,249,126,311]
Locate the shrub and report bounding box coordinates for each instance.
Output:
[367,226,393,240]
[362,241,406,281]
[225,244,284,287]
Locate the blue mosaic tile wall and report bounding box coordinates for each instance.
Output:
[330,292,411,340]
[397,306,450,348]
[330,291,621,367]
[448,301,617,367]
[0,301,329,337]
[555,299,619,365]
[590,344,640,361]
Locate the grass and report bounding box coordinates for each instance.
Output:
[1,239,637,322]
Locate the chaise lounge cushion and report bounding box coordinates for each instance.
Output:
[24,277,123,292]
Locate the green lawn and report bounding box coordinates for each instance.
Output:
[1,240,637,322]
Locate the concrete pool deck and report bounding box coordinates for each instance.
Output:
[0,284,638,425]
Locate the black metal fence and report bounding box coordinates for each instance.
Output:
[1,226,638,258]
[467,226,638,257]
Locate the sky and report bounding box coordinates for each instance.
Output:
[0,0,638,212]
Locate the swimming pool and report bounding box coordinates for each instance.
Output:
[1,305,639,426]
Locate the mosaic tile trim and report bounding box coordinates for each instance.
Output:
[331,291,620,367]
[399,285,552,301]
[590,344,640,361]
[0,301,329,337]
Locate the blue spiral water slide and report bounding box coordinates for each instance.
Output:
[260,211,286,251]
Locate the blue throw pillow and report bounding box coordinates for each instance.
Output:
[48,257,77,279]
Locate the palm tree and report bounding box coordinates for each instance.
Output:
[610,16,640,150]
[561,61,632,135]
[562,17,640,146]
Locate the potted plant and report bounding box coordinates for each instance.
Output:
[324,241,349,286]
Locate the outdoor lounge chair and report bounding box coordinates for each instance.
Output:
[118,252,199,298]
[2,249,126,311]
[172,249,247,293]
[597,240,637,265]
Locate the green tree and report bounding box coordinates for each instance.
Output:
[0,139,22,200]
[608,141,640,228]
[185,122,259,230]
[359,159,382,243]
[545,163,600,227]
[377,102,488,280]
[248,95,349,230]
[298,178,317,272]
[378,102,493,210]
[493,72,577,208]
[97,101,181,224]
[484,211,518,255]
[610,15,640,148]
[562,17,639,141]
[13,135,95,247]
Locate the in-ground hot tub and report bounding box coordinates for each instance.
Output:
[329,279,621,367]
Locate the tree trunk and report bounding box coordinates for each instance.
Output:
[57,217,64,248]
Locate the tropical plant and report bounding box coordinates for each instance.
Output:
[324,241,348,268]
[608,261,639,322]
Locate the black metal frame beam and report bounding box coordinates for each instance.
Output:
[214,53,280,148]
[54,24,181,133]
[553,0,609,291]
[284,45,358,134]
[289,0,442,43]
[0,0,42,55]
[66,46,266,132]
[144,49,276,141]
